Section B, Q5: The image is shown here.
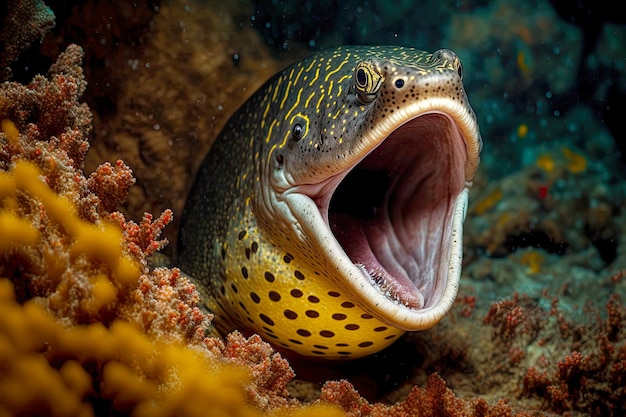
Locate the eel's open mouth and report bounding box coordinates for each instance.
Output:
[323,112,467,309]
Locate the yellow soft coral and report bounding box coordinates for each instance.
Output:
[1,118,19,146]
[10,160,140,289]
[0,279,343,417]
[0,210,41,252]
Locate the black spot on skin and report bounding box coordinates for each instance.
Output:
[308,295,320,303]
[289,339,303,345]
[305,310,319,318]
[345,324,360,330]
[312,351,325,355]
[220,285,226,295]
[221,247,226,260]
[238,230,246,240]
[328,291,340,297]
[332,313,347,320]
[260,314,275,326]
[245,248,251,259]
[284,310,298,319]
[297,329,311,337]
[230,283,238,293]
[241,266,248,279]
[313,345,329,350]
[250,292,261,303]
[268,291,281,301]
[290,289,303,298]
[341,301,355,308]
[320,330,335,338]
[294,270,305,280]
[358,341,374,348]
[385,334,397,340]
[374,326,388,332]
[264,271,275,282]
[361,313,374,319]
[251,242,258,252]
[338,351,352,355]
[283,253,293,263]
[335,343,349,347]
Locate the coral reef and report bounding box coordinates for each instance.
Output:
[0,279,341,417]
[466,145,624,270]
[0,44,342,417]
[487,291,626,415]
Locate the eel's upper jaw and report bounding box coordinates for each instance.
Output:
[284,109,479,331]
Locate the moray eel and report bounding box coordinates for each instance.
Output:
[177,46,482,359]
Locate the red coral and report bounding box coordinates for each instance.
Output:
[87,160,136,214]
[220,332,297,411]
[1,45,91,183]
[605,294,624,342]
[483,293,542,347]
[120,267,211,344]
[456,294,477,318]
[520,293,626,415]
[320,373,539,417]
[110,209,173,259]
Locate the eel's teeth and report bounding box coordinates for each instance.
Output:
[355,263,407,306]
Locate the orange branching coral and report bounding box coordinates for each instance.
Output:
[320,373,540,417]
[87,160,136,216]
[221,332,297,410]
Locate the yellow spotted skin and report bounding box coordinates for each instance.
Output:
[218,222,404,358]
[177,46,474,359]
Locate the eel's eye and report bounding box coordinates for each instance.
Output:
[292,123,304,140]
[354,61,384,104]
[394,78,405,89]
[291,115,308,140]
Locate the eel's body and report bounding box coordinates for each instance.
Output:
[177,46,482,359]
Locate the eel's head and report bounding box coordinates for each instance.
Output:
[261,47,482,331]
